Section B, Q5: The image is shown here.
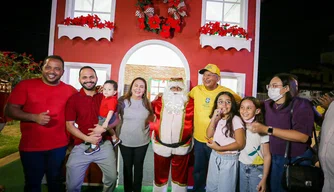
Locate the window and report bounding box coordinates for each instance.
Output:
[65,0,116,22]
[148,78,169,101]
[198,71,246,97]
[201,0,248,28]
[61,62,111,90]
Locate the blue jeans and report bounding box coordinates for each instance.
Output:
[192,139,212,192]
[20,146,67,192]
[206,150,239,192]
[270,149,313,192]
[239,162,263,192]
[98,115,116,125]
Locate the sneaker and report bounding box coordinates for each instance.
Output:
[112,139,122,148]
[84,146,100,155]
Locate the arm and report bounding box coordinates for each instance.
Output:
[206,109,222,138]
[257,142,271,192]
[250,122,309,143]
[66,121,101,144]
[5,103,51,125]
[207,128,246,152]
[146,113,156,123]
[318,94,334,110]
[102,110,114,128]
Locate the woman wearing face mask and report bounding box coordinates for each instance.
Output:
[248,73,315,192]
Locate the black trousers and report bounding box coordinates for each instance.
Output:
[119,143,149,192]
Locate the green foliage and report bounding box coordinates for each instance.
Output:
[0,51,42,87]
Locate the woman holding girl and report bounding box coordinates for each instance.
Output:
[248,73,314,192]
[206,91,246,192]
[239,97,271,192]
[118,77,154,192]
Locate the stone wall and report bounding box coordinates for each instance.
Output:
[122,64,186,96]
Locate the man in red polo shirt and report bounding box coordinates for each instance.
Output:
[65,66,117,192]
[5,55,77,192]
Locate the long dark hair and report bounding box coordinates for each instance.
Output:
[240,96,264,124]
[271,73,298,109]
[209,91,239,138]
[120,77,153,115]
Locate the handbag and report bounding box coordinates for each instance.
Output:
[281,101,324,192]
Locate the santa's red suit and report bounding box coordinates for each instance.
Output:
[150,95,194,192]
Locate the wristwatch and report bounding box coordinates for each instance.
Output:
[267,126,273,135]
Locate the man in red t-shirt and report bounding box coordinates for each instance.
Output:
[5,55,77,192]
[65,66,117,192]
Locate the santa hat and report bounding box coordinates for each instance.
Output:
[167,77,185,90]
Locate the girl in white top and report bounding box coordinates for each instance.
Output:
[206,91,246,192]
[239,97,271,192]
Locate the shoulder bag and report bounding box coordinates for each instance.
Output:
[281,101,324,192]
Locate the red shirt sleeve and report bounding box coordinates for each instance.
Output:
[65,95,77,121]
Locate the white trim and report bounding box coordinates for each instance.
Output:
[58,24,114,41]
[118,40,190,97]
[48,0,58,55]
[110,0,116,22]
[201,0,248,28]
[199,34,252,51]
[201,0,207,26]
[198,71,246,97]
[243,0,249,30]
[64,0,116,22]
[252,0,261,97]
[65,0,74,18]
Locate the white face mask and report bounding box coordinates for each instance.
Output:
[268,87,283,101]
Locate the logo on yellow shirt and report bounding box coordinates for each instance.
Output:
[205,98,210,103]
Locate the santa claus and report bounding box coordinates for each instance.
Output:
[150,78,194,192]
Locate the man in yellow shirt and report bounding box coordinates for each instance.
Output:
[189,64,241,191]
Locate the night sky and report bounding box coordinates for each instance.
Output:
[259,0,334,81]
[1,0,334,91]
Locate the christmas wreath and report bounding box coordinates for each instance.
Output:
[135,0,187,38]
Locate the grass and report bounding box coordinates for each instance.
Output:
[0,159,169,192]
[0,121,21,158]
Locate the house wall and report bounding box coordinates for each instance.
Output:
[53,0,257,95]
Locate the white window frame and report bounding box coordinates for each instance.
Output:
[148,78,170,101]
[61,62,111,90]
[198,71,246,97]
[201,0,248,29]
[64,0,116,22]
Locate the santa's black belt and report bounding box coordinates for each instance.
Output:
[155,135,192,148]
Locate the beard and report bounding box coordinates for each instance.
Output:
[80,81,97,91]
[163,91,188,114]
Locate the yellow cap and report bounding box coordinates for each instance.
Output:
[199,64,220,76]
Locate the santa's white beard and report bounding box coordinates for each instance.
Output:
[163,92,188,114]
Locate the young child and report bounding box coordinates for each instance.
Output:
[239,97,271,192]
[206,91,246,192]
[84,80,121,155]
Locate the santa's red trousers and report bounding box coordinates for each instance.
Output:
[154,152,190,186]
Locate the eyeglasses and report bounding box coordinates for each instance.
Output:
[266,84,283,90]
[217,100,232,105]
